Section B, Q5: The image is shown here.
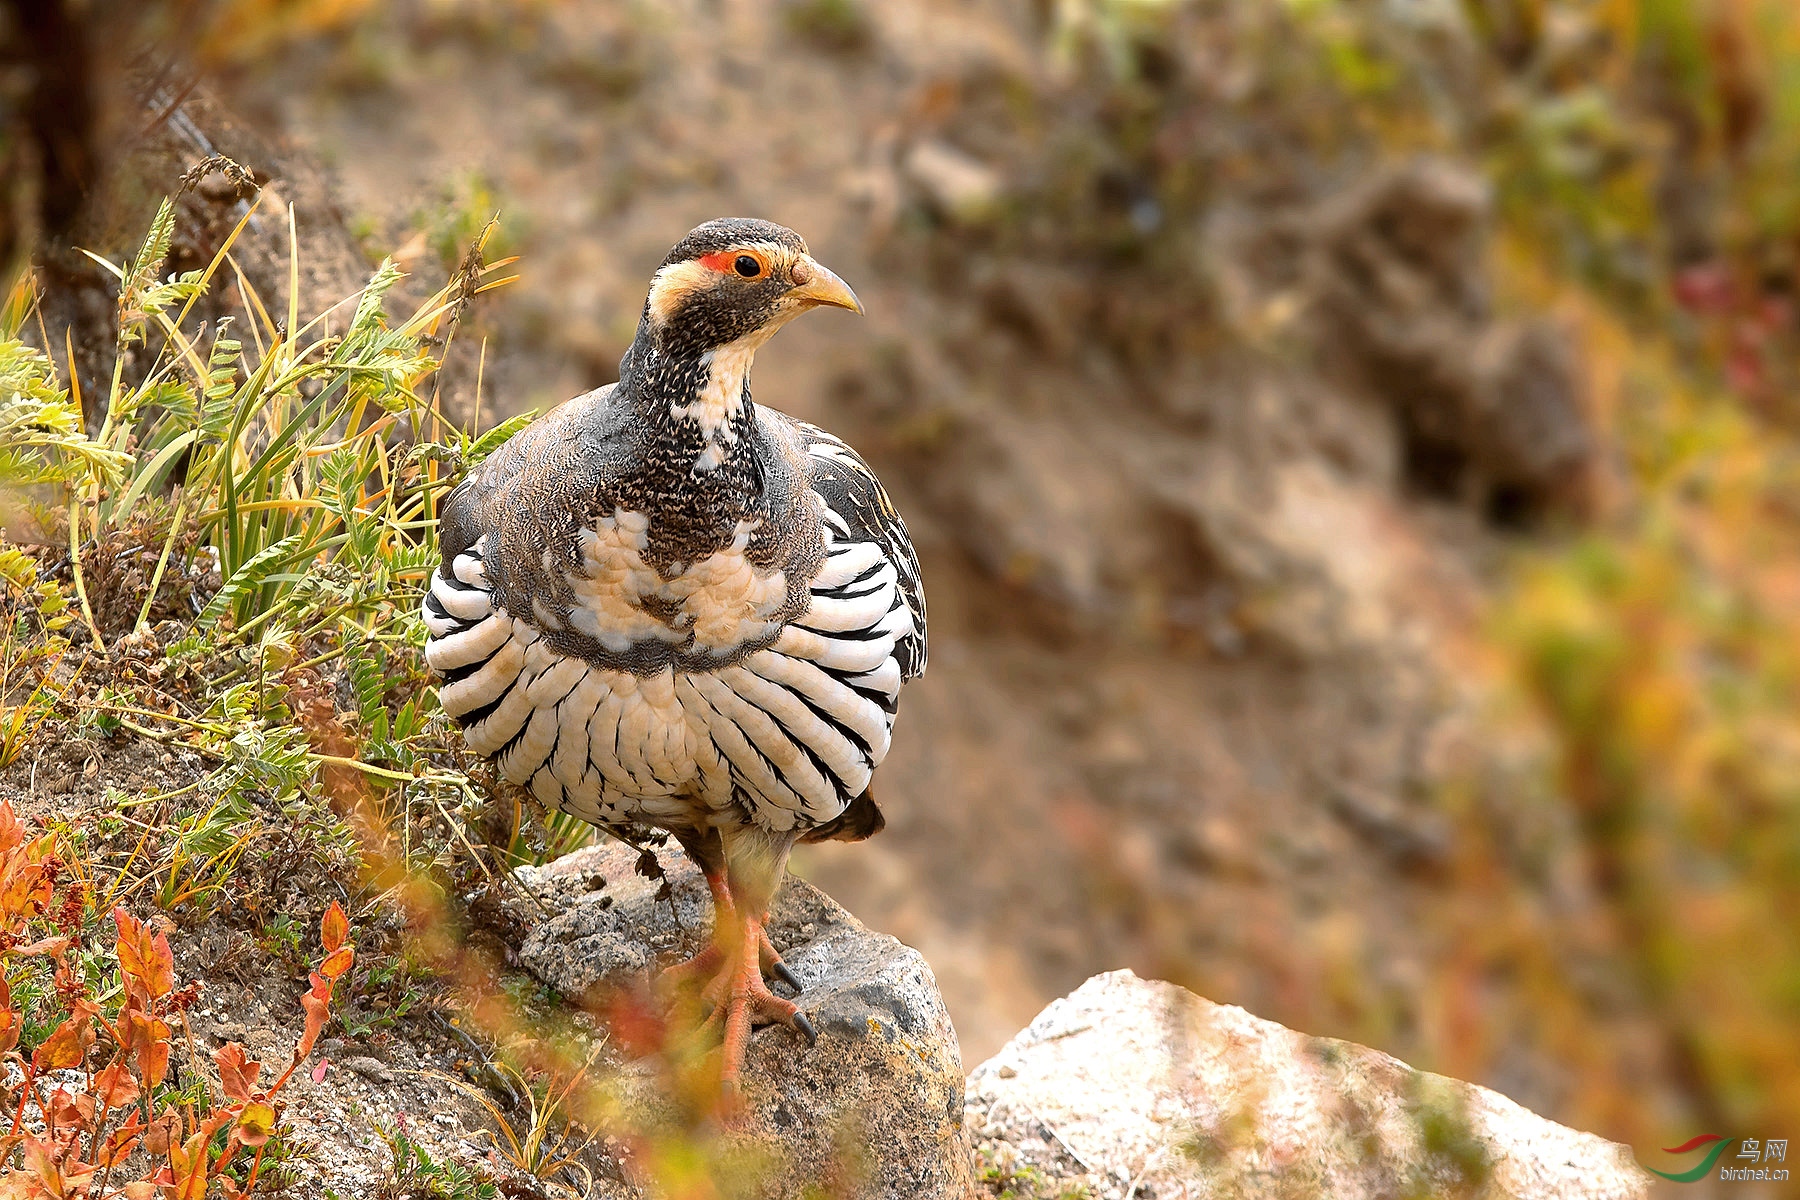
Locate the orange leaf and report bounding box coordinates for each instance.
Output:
[92,1061,140,1110]
[101,1113,145,1167]
[120,1009,171,1089]
[167,1130,210,1200]
[319,945,355,982]
[143,1111,179,1156]
[0,976,18,1056]
[214,1042,262,1103]
[113,907,174,1001]
[296,973,332,1060]
[320,900,348,955]
[31,1010,95,1071]
[44,1085,93,1133]
[20,1133,56,1183]
[11,935,71,957]
[234,1100,278,1148]
[0,800,23,855]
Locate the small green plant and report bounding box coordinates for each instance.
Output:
[0,545,76,769]
[440,1054,601,1194]
[977,1158,1093,1200]
[412,173,519,275]
[374,1114,498,1200]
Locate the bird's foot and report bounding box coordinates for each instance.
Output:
[658,924,801,996]
[699,914,816,1096]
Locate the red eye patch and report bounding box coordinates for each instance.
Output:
[698,249,769,278]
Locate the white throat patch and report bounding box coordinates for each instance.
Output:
[672,321,797,471]
[671,331,767,441]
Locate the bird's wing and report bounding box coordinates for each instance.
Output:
[776,416,928,679]
[437,382,636,596]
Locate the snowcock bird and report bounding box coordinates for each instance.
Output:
[421,219,927,1090]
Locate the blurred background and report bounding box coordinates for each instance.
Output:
[7,0,1800,1187]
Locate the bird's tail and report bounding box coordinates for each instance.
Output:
[798,787,886,844]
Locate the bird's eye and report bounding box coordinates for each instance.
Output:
[734,255,762,278]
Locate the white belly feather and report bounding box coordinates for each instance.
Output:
[422,509,910,832]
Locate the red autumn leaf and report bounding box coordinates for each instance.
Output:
[31,1010,95,1071]
[234,1100,278,1148]
[120,1009,171,1089]
[321,900,348,954]
[120,1184,156,1200]
[91,1061,140,1110]
[297,973,333,1060]
[311,1057,330,1083]
[319,944,355,982]
[113,907,174,1001]
[215,1042,262,1103]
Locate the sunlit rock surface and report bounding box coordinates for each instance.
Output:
[967,970,1653,1200]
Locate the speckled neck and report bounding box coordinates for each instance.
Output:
[608,327,765,571]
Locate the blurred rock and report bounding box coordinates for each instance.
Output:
[515,841,973,1200]
[967,970,1653,1200]
[1310,157,1592,518]
[904,139,1005,225]
[1206,156,1592,524]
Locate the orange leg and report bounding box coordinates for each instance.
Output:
[658,869,803,995]
[710,909,815,1096]
[655,865,814,1093]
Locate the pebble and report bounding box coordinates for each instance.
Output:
[344,1056,393,1084]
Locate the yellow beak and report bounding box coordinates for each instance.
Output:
[789,256,863,314]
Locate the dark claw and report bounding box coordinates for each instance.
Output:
[772,960,802,993]
[792,1010,817,1047]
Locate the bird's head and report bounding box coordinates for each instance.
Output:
[638,218,862,358]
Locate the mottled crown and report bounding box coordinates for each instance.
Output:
[660,218,808,267]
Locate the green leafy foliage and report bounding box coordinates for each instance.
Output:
[0,342,130,489]
[375,1115,499,1200]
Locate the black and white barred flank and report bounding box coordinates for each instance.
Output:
[421,468,921,834]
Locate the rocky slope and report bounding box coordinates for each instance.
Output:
[227,0,1649,1128]
[21,0,1712,1162]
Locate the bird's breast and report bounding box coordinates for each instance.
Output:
[557,506,792,659]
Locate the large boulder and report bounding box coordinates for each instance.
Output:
[966,970,1654,1200]
[514,840,973,1200]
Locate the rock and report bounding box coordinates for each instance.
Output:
[1206,156,1592,521]
[966,970,1654,1200]
[1309,157,1592,517]
[344,1055,394,1084]
[904,139,1005,225]
[515,840,973,1200]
